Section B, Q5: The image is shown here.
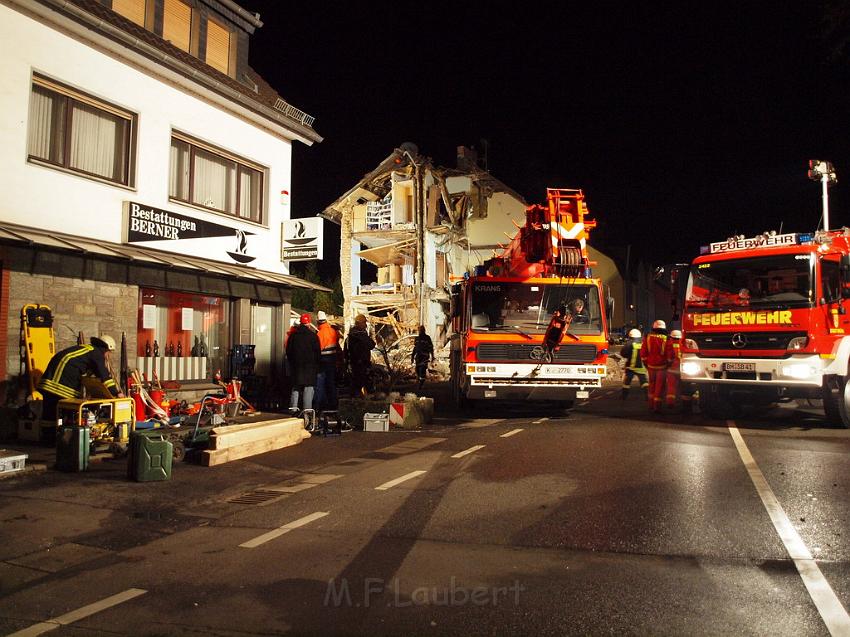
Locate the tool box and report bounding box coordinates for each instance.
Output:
[0,450,28,475]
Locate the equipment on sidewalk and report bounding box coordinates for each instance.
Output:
[18,304,55,441]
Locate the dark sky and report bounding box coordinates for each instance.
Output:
[243,1,850,270]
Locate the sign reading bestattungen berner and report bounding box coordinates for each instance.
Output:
[281,217,324,261]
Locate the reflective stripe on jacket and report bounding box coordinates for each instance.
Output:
[317,322,340,357]
[642,331,669,369]
[37,344,118,399]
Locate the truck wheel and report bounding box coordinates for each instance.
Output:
[822,376,844,426]
[836,376,850,429]
[450,350,468,409]
[699,386,740,420]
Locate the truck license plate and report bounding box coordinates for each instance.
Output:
[724,362,755,372]
[484,390,497,398]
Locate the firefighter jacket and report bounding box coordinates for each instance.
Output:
[317,322,341,360]
[38,344,119,400]
[620,340,646,373]
[665,339,682,375]
[642,329,669,370]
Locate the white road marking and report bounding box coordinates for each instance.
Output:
[375,470,427,491]
[459,419,503,429]
[532,417,549,424]
[500,428,524,438]
[8,588,147,637]
[728,422,850,635]
[377,437,446,454]
[239,511,329,549]
[451,445,485,458]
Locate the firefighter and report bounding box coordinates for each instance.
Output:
[620,328,648,399]
[642,319,669,413]
[37,335,121,421]
[664,329,686,411]
[315,310,341,411]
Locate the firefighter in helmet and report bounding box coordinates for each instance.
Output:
[37,335,121,421]
[642,319,669,413]
[664,329,685,411]
[620,328,648,399]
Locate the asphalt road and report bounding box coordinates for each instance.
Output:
[1,385,849,636]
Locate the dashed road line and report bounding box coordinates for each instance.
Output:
[376,437,446,454]
[727,422,850,635]
[375,470,427,491]
[239,511,329,549]
[532,417,549,424]
[500,428,524,438]
[8,588,147,637]
[451,445,486,458]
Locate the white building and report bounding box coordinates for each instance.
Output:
[0,0,325,403]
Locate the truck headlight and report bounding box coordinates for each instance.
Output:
[684,338,698,350]
[781,363,816,379]
[681,361,702,377]
[786,336,808,351]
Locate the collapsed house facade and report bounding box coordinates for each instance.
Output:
[321,145,627,355]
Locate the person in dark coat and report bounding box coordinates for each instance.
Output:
[411,325,434,389]
[286,313,320,414]
[344,314,375,397]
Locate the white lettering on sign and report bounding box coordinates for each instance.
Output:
[129,202,197,240]
[709,233,798,254]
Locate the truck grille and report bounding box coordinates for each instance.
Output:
[691,331,806,351]
[476,343,598,362]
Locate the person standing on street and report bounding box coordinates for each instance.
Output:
[620,328,648,399]
[642,319,669,413]
[285,313,320,415]
[345,314,375,397]
[411,325,435,390]
[38,335,121,421]
[664,329,692,413]
[315,311,341,411]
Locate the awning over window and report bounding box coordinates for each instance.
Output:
[0,221,330,291]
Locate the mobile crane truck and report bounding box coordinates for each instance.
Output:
[449,188,610,408]
[678,228,850,426]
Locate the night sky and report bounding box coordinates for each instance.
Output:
[244,1,850,272]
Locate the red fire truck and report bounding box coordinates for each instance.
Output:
[679,230,850,425]
[449,188,610,407]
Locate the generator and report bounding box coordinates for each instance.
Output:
[57,397,135,456]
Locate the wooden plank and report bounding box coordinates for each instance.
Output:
[211,417,299,437]
[201,431,307,466]
[211,421,307,450]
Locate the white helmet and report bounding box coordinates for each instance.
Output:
[670,329,682,338]
[652,319,666,330]
[92,334,116,351]
[628,328,641,338]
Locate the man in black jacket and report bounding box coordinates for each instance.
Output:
[411,325,434,389]
[286,313,320,415]
[344,314,375,397]
[38,335,121,421]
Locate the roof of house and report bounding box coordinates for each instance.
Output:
[33,0,321,144]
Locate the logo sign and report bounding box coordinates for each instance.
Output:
[124,202,255,264]
[281,217,323,261]
[704,232,799,255]
[692,310,793,326]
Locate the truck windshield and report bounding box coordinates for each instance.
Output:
[469,282,602,335]
[686,254,813,310]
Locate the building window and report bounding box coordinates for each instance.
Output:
[111,0,149,28]
[27,75,135,186]
[163,0,192,53]
[138,288,230,380]
[206,16,233,76]
[169,134,264,224]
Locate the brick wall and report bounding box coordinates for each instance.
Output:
[4,272,138,404]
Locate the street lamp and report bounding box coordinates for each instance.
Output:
[808,160,838,231]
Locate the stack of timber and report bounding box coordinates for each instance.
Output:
[201,417,310,466]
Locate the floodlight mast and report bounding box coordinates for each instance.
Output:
[808,160,838,231]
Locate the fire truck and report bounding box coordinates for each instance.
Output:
[679,229,850,425]
[449,188,610,407]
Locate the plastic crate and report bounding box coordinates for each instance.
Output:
[0,450,28,475]
[363,413,389,432]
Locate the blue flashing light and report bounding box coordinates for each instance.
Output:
[798,233,814,244]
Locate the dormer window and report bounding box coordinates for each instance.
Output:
[162,0,193,53]
[205,16,233,76]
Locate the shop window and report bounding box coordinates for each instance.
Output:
[206,16,233,76]
[137,288,230,380]
[27,75,135,186]
[163,0,193,53]
[169,133,264,223]
[252,304,274,378]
